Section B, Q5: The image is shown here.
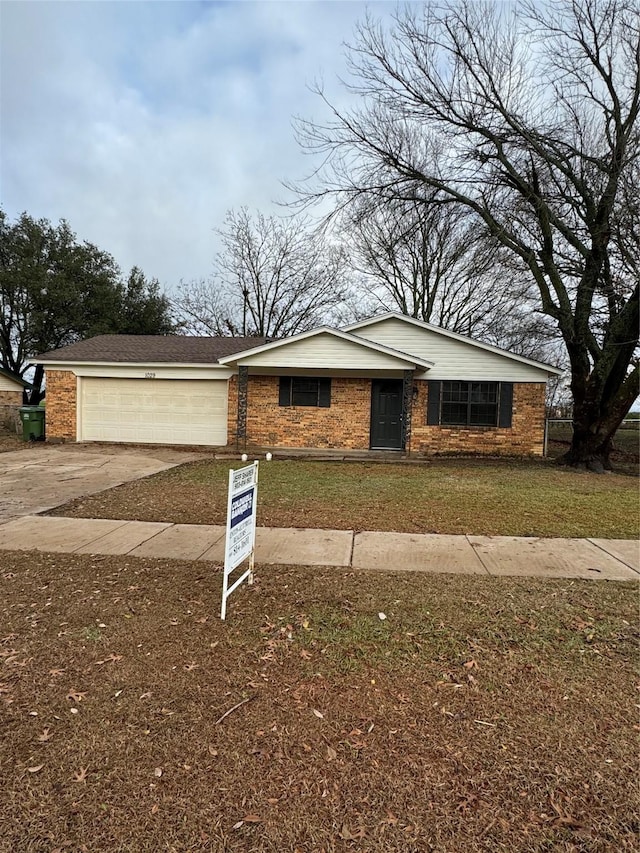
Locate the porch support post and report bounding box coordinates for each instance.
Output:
[402,369,414,452]
[237,366,248,449]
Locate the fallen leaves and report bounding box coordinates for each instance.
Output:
[66,690,86,704]
[95,653,122,666]
[72,767,88,783]
[232,815,262,830]
[340,823,366,840]
[27,764,44,774]
[37,728,53,742]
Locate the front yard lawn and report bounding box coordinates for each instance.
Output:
[50,458,639,539]
[1,553,637,852]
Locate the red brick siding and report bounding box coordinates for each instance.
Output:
[409,380,546,457]
[0,390,22,406]
[230,375,546,456]
[45,370,77,441]
[227,375,239,445]
[242,375,371,450]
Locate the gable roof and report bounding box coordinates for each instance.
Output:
[34,335,266,365]
[344,312,562,375]
[217,326,435,369]
[0,366,30,387]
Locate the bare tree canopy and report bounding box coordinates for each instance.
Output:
[175,208,348,339]
[344,196,554,356]
[295,0,640,470]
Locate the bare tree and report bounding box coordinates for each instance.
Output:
[345,196,548,340]
[175,209,348,338]
[294,0,640,471]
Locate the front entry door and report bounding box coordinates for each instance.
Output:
[370,379,404,449]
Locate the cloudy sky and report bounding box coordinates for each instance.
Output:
[1,0,395,291]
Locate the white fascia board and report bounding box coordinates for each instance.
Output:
[217,326,434,370]
[33,360,229,370]
[34,361,234,380]
[344,312,563,376]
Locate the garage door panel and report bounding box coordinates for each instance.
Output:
[81,378,228,446]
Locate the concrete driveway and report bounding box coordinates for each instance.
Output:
[0,443,203,521]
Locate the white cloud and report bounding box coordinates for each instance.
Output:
[0,0,396,290]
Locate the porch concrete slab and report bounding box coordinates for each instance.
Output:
[468,536,639,581]
[74,520,172,555]
[253,527,353,566]
[0,515,126,553]
[588,539,640,573]
[352,532,487,574]
[130,524,226,560]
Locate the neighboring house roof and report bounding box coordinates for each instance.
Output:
[35,335,266,365]
[0,366,30,388]
[344,312,563,375]
[217,326,435,370]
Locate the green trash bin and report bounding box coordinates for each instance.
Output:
[19,406,46,441]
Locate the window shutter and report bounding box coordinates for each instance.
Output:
[279,376,291,406]
[498,382,513,428]
[427,380,441,425]
[318,378,331,408]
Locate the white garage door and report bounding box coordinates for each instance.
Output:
[80,378,228,446]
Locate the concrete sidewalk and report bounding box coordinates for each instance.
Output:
[0,514,638,581]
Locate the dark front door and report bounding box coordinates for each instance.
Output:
[370,379,404,449]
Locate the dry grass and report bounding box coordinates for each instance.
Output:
[1,551,638,852]
[51,457,639,539]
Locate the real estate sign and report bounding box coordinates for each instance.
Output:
[221,461,259,620]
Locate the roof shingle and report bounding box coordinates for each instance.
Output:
[35,335,266,364]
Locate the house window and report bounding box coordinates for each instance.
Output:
[279,376,331,407]
[441,381,499,426]
[427,380,513,428]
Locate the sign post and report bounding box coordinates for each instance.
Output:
[221,461,259,620]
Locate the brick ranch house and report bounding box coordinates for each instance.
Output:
[35,313,561,457]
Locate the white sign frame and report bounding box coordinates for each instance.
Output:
[221,461,259,620]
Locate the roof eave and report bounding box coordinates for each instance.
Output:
[31,359,231,369]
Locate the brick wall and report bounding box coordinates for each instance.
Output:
[241,375,372,450]
[409,380,546,457]
[45,370,77,441]
[230,375,546,456]
[227,375,239,445]
[0,390,22,406]
[0,390,22,433]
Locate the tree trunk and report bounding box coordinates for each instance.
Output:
[558,391,633,473]
[559,427,614,473]
[28,364,45,405]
